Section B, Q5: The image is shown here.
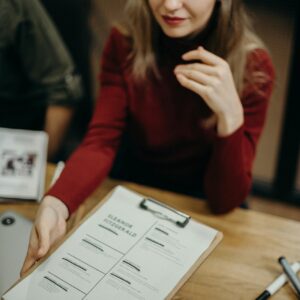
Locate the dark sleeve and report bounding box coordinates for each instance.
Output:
[0,0,17,44]
[12,0,82,106]
[46,28,129,214]
[204,49,275,214]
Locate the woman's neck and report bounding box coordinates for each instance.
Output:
[155,1,220,66]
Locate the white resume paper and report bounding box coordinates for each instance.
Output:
[3,186,218,300]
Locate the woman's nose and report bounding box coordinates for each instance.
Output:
[163,0,183,11]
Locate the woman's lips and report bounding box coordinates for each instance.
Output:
[162,15,186,26]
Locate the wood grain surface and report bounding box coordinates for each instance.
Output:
[1,164,299,299]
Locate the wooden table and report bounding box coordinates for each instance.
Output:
[1,164,300,299]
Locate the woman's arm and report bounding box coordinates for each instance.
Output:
[46,28,129,214]
[21,28,129,274]
[175,48,275,213]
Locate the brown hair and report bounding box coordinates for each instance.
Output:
[118,0,267,93]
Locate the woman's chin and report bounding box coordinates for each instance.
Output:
[160,26,193,39]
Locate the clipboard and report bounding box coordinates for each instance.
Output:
[138,197,222,300]
[139,198,191,228]
[2,186,223,300]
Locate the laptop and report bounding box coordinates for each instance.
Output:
[0,211,32,296]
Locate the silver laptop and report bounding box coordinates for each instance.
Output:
[0,211,32,296]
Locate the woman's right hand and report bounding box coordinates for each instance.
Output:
[20,195,69,276]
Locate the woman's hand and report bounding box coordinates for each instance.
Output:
[174,47,244,137]
[20,196,69,276]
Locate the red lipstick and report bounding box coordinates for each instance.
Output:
[162,15,186,26]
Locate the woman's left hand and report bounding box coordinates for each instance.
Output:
[174,47,244,137]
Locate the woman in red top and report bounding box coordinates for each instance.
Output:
[22,0,274,274]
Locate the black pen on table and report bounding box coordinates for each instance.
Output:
[278,256,300,297]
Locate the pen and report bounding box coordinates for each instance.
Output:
[278,257,300,296]
[256,262,300,300]
[50,161,65,187]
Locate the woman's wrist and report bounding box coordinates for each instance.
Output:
[217,109,244,137]
[42,195,69,220]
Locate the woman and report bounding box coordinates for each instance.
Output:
[21,0,274,274]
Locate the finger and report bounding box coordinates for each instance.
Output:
[175,63,216,76]
[20,228,39,276]
[20,253,36,277]
[176,73,207,97]
[182,47,224,66]
[36,222,50,258]
[175,68,214,86]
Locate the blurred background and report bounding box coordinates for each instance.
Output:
[42,0,300,218]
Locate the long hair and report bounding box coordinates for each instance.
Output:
[118,0,267,93]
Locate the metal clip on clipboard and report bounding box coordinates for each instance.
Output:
[139,198,191,228]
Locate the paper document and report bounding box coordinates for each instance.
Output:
[3,186,219,300]
[0,128,48,201]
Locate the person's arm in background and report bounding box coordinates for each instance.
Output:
[45,106,74,159]
[21,28,128,275]
[14,0,83,159]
